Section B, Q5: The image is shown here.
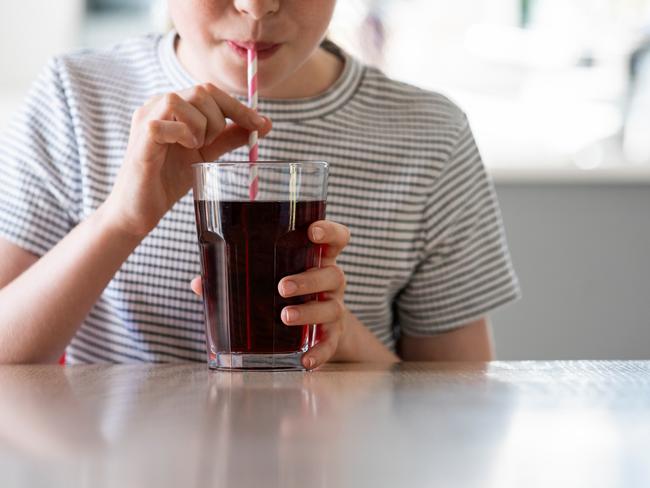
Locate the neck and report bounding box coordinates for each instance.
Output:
[263,48,344,99]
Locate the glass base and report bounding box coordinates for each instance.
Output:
[208,350,306,371]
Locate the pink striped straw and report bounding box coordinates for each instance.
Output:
[247,48,259,201]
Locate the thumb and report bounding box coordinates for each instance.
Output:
[200,117,272,161]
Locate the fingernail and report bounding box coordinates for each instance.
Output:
[252,114,265,126]
[305,357,315,370]
[283,307,299,323]
[193,136,200,147]
[281,280,298,295]
[312,227,325,242]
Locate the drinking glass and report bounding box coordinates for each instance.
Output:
[192,161,328,370]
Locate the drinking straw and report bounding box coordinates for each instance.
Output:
[244,48,258,350]
[247,48,259,201]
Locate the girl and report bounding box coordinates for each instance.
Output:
[0,0,520,367]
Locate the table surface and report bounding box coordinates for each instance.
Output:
[1,361,649,488]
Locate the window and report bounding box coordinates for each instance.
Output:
[329,0,650,170]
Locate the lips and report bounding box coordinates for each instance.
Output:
[226,40,282,60]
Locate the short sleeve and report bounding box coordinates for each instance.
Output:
[395,114,521,336]
[0,57,80,256]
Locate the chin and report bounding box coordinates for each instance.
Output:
[224,72,249,96]
[217,51,293,97]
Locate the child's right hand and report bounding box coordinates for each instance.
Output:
[103,84,272,239]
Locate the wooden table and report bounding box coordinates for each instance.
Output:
[0,361,648,487]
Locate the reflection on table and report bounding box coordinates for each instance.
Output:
[0,361,649,487]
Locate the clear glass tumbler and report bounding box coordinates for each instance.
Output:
[192,161,328,370]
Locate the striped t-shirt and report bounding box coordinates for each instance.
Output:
[0,31,520,363]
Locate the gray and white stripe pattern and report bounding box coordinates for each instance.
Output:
[0,31,520,363]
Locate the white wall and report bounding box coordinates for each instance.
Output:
[0,1,84,89]
[0,1,84,129]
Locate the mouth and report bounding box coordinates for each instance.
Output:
[226,40,282,60]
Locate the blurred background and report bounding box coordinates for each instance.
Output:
[1,0,649,359]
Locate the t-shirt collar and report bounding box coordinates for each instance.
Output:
[157,30,364,122]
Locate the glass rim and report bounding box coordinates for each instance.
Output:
[192,160,328,169]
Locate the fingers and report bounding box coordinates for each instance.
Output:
[201,117,272,162]
[148,120,198,148]
[190,276,202,296]
[202,83,266,131]
[142,84,268,153]
[151,92,209,146]
[278,265,345,298]
[190,270,343,371]
[308,221,351,265]
[184,85,226,146]
[301,322,342,370]
[281,297,345,327]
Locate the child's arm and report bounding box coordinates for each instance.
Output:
[398,317,495,361]
[0,210,143,363]
[0,83,270,364]
[334,310,401,364]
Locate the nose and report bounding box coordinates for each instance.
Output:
[233,0,280,20]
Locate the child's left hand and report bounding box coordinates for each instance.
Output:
[190,220,351,370]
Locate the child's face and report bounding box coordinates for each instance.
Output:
[169,0,337,94]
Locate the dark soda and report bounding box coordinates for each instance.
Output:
[194,200,326,357]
